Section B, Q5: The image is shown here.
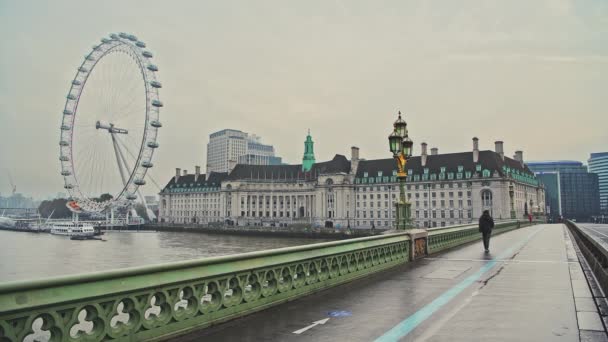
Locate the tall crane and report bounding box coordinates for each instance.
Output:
[7,172,16,195]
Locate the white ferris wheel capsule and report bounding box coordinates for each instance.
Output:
[59,32,163,213]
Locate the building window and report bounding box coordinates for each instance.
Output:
[482,190,493,207]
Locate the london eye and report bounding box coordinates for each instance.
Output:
[59,32,162,213]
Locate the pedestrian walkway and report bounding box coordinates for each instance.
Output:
[173,224,607,341]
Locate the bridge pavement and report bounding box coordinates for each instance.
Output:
[173,224,608,342]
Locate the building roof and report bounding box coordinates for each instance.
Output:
[356,150,533,178]
[527,160,583,166]
[226,154,350,181]
[161,172,229,190]
[162,150,538,192]
[590,152,608,159]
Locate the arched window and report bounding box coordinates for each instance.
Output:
[481,190,493,207]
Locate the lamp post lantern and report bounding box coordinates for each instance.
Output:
[388,111,413,229]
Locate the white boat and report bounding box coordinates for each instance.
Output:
[51,221,95,236]
[0,216,16,229]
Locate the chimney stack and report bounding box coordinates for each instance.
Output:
[495,141,504,161]
[514,150,524,166]
[175,168,181,182]
[350,146,360,174]
[195,166,201,182]
[431,147,438,155]
[473,137,479,163]
[421,142,428,167]
[183,170,188,176]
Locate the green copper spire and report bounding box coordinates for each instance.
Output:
[302,129,316,172]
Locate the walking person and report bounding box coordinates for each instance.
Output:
[479,210,494,253]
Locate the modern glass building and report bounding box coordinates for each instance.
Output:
[589,152,608,214]
[206,130,283,174]
[528,161,600,222]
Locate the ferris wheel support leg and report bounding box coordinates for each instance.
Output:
[137,187,157,221]
[111,133,129,187]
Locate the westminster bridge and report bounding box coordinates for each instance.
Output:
[2,220,608,341]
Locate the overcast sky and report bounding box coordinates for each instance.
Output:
[1,0,607,199]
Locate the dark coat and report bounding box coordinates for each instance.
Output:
[479,213,495,233]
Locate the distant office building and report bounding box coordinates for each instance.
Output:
[589,152,608,214]
[0,193,37,209]
[206,129,282,174]
[144,195,158,204]
[237,134,282,165]
[237,154,283,166]
[528,161,600,222]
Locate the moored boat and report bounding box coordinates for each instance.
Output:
[51,221,95,237]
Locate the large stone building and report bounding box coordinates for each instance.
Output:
[160,135,545,228]
[206,129,282,175]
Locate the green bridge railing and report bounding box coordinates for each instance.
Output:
[0,233,410,342]
[0,220,533,341]
[427,220,535,254]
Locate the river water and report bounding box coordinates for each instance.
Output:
[0,230,332,283]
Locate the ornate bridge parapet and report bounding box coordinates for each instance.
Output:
[427,220,531,254]
[0,233,410,342]
[0,220,533,341]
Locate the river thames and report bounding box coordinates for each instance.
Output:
[0,230,332,283]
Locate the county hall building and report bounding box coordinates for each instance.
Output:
[158,132,545,229]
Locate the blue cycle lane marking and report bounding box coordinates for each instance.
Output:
[328,310,352,317]
[375,226,544,342]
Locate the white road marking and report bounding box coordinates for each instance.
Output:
[292,318,330,335]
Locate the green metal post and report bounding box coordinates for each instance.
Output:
[395,175,411,229]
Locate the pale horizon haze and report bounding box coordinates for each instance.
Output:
[1,0,607,199]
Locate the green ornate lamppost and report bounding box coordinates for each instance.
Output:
[388,111,414,230]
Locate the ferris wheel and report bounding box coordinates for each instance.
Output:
[59,32,162,213]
